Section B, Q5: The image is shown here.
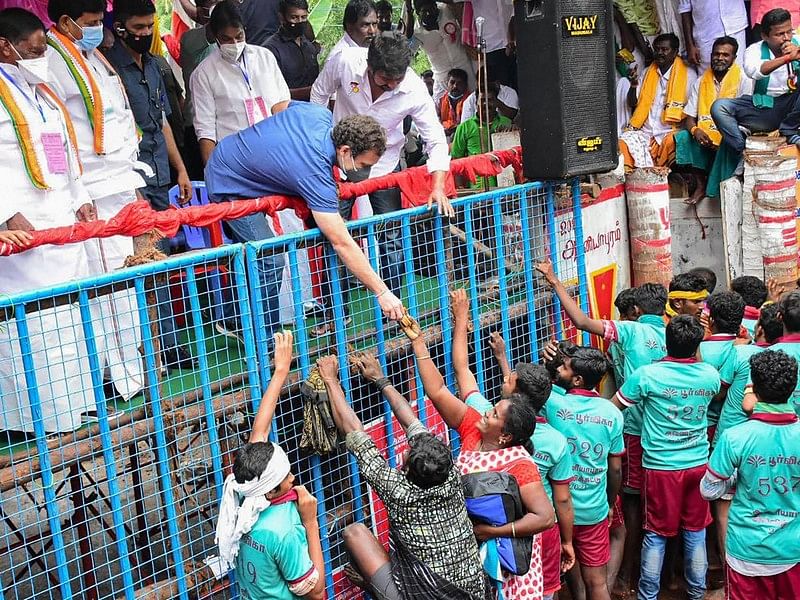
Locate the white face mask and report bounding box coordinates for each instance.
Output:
[217,41,246,62]
[11,44,50,84]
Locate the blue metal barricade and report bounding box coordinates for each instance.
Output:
[0,182,585,599]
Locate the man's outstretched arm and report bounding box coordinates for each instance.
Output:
[351,353,418,430]
[317,355,363,433]
[536,260,605,336]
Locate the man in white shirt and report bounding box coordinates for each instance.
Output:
[325,0,378,64]
[190,0,290,165]
[619,33,697,169]
[711,8,800,155]
[404,0,475,102]
[47,0,146,402]
[680,0,747,72]
[455,0,515,87]
[310,32,451,302]
[674,36,752,202]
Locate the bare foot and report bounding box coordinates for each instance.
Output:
[684,189,705,205]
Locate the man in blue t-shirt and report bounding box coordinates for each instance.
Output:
[204,102,405,339]
[702,350,800,600]
[613,316,719,600]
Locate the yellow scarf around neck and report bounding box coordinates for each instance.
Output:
[630,59,688,129]
[697,64,742,146]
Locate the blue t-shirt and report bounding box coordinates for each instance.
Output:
[607,314,668,437]
[544,389,625,526]
[763,336,800,416]
[714,343,768,446]
[205,101,339,213]
[618,358,720,470]
[698,334,737,426]
[236,501,314,600]
[709,411,800,565]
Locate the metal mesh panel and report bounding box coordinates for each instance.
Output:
[0,181,587,599]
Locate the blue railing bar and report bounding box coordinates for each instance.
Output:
[519,191,540,362]
[14,304,74,600]
[284,241,334,596]
[0,187,549,311]
[545,183,564,340]
[571,178,591,347]
[400,217,426,427]
[463,203,486,394]
[134,277,189,600]
[492,193,512,364]
[327,246,366,524]
[433,213,459,455]
[77,290,136,600]
[245,244,273,395]
[367,222,396,467]
[231,250,262,423]
[184,268,225,502]
[0,245,241,308]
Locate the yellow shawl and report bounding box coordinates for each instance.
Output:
[630,59,689,129]
[697,64,742,146]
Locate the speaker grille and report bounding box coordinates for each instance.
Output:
[514,0,618,179]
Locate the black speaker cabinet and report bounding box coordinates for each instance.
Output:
[513,0,618,179]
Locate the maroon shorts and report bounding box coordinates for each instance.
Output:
[643,465,712,536]
[610,495,625,530]
[573,520,610,568]
[541,524,562,594]
[726,562,800,600]
[622,434,643,492]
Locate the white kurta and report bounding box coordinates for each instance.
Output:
[47,40,145,400]
[0,64,93,433]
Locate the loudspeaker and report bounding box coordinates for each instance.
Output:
[513,0,618,179]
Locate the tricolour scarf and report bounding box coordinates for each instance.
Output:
[0,73,82,189]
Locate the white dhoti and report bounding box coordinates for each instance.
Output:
[0,193,94,433]
[84,189,143,400]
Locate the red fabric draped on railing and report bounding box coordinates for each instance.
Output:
[0,147,522,257]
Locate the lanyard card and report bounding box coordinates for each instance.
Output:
[40,132,68,175]
[244,97,269,127]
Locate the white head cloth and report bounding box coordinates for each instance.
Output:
[215,442,291,568]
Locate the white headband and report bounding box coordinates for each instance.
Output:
[215,443,291,568]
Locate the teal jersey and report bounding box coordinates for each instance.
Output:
[714,343,768,446]
[763,336,800,416]
[618,358,720,470]
[236,501,314,600]
[544,389,624,526]
[465,389,573,509]
[605,314,668,436]
[699,334,737,426]
[709,411,800,565]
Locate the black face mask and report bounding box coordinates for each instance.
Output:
[119,28,153,54]
[345,164,372,183]
[283,22,305,38]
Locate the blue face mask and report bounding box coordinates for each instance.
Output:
[72,20,104,52]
